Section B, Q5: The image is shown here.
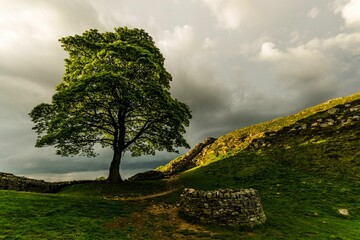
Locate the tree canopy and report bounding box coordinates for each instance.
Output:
[29,27,191,184]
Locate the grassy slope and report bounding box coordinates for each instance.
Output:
[1,92,360,239]
[172,91,360,239]
[178,126,360,239]
[173,91,360,167]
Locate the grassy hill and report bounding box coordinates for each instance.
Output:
[1,92,360,239]
[159,91,360,172]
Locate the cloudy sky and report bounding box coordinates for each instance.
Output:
[0,0,359,181]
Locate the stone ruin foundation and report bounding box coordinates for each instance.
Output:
[179,188,266,228]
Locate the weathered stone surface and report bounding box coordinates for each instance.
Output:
[245,103,360,151]
[352,115,360,121]
[160,137,217,175]
[179,188,266,228]
[338,208,350,216]
[128,170,165,181]
[350,105,360,112]
[320,123,329,128]
[328,108,340,115]
[0,172,92,193]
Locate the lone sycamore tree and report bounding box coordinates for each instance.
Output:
[29,27,191,184]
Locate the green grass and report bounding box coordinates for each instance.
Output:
[0,179,183,239]
[175,113,360,239]
[178,152,360,239]
[1,91,360,239]
[61,178,177,198]
[0,190,142,239]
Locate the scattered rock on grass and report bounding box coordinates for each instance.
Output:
[338,208,350,216]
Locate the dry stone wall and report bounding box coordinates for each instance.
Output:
[159,137,217,175]
[179,188,266,228]
[0,172,91,193]
[128,170,165,181]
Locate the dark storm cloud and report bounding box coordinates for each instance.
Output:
[6,147,176,175]
[0,0,359,180]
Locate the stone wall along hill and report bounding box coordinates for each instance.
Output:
[0,172,91,193]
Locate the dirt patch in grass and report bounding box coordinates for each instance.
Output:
[106,203,214,239]
[102,188,179,201]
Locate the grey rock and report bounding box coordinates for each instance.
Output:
[328,108,340,115]
[338,208,350,216]
[179,188,266,228]
[352,116,360,121]
[350,105,360,112]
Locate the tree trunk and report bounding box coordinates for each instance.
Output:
[107,149,123,184]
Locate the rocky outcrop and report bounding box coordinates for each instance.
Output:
[159,137,217,175]
[0,172,92,193]
[248,103,360,150]
[179,188,266,228]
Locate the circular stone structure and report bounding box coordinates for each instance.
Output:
[179,188,266,228]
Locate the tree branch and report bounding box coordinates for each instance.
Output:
[124,119,154,149]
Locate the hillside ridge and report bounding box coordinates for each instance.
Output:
[157,91,360,175]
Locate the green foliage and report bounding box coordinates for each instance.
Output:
[29,27,191,182]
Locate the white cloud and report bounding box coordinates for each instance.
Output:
[200,0,252,30]
[157,25,195,54]
[258,41,337,101]
[0,2,58,40]
[334,0,360,27]
[202,37,217,49]
[278,47,333,83]
[308,7,320,19]
[259,40,339,67]
[259,42,284,60]
[257,28,360,111]
[323,32,360,53]
[306,32,360,54]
